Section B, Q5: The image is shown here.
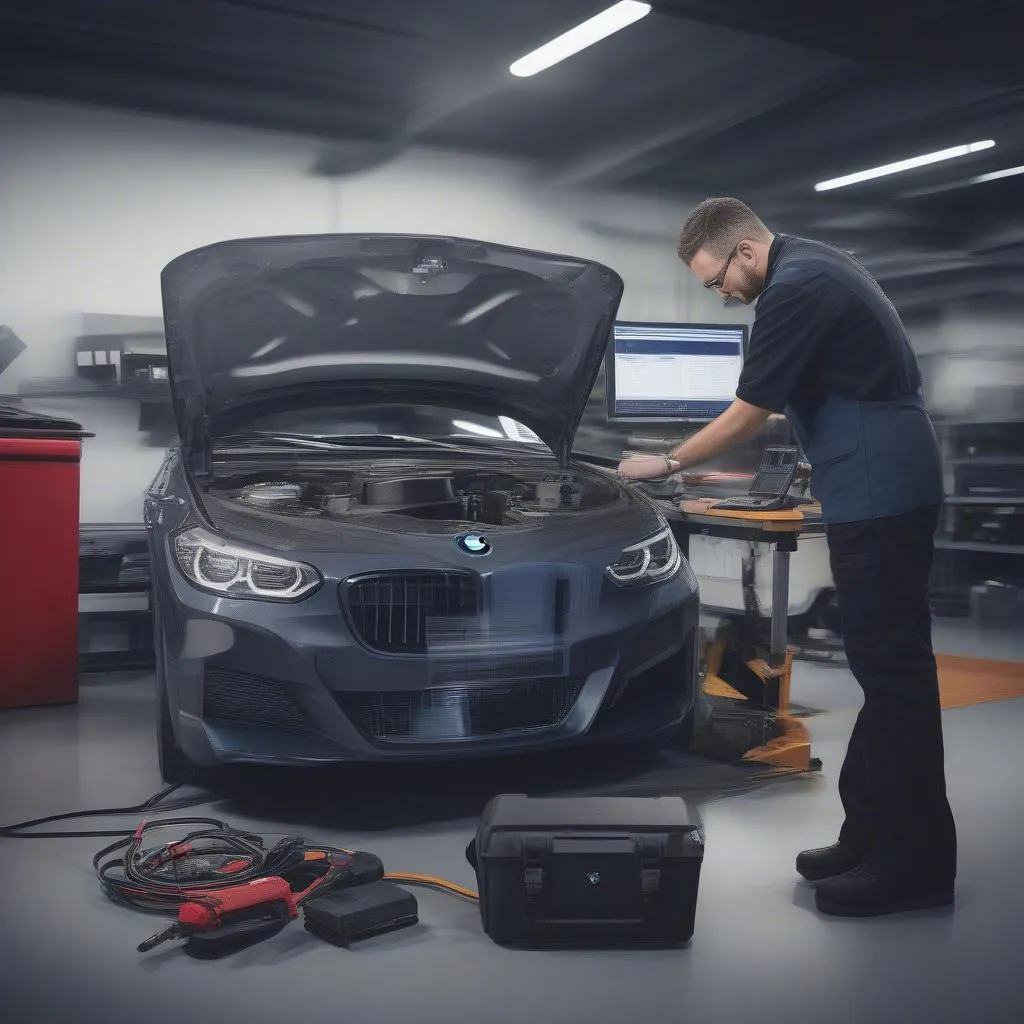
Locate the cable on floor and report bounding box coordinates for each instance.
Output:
[0,777,479,906]
[0,780,208,838]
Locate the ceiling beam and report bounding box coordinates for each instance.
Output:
[542,45,847,188]
[892,275,1024,309]
[648,1,1024,86]
[967,219,1024,254]
[0,52,392,142]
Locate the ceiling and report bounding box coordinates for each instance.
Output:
[1,0,1023,309]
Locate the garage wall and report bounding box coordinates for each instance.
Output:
[0,95,749,524]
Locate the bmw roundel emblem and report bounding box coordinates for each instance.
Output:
[455,533,492,556]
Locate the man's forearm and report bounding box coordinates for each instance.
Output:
[668,398,773,469]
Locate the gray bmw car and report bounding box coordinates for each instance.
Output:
[146,234,699,783]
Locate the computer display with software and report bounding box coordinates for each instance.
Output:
[605,321,747,422]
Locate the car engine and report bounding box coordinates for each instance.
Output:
[214,465,618,527]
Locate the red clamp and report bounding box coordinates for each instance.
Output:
[138,877,298,955]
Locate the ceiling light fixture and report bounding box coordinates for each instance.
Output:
[814,140,996,192]
[509,1,651,78]
[970,163,1024,184]
[901,162,1024,198]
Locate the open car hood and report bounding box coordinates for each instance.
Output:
[160,234,623,476]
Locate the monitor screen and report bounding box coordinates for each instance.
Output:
[605,321,747,422]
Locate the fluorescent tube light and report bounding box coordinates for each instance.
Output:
[971,163,1024,184]
[902,163,1024,198]
[510,1,651,78]
[814,140,996,192]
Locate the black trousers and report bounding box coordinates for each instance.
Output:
[826,504,957,884]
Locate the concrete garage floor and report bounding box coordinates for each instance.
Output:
[1,622,1022,1024]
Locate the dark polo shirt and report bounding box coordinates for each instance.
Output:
[735,234,943,524]
[737,233,922,413]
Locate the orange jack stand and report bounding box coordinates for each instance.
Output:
[700,641,814,773]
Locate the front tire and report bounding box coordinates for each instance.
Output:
[157,678,195,785]
[674,704,697,748]
[154,614,196,785]
[667,689,711,750]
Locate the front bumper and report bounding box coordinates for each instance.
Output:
[158,558,700,767]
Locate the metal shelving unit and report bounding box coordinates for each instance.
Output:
[935,539,1024,555]
[942,496,1024,505]
[78,524,154,672]
[930,413,1024,621]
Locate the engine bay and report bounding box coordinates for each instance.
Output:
[211,462,622,527]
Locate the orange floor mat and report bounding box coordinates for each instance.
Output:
[936,654,1024,710]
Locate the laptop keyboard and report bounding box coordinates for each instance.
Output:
[710,496,774,509]
[708,494,804,512]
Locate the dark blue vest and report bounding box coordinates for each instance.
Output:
[786,388,944,525]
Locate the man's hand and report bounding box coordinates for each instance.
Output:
[616,399,773,483]
[616,454,678,480]
[666,398,772,467]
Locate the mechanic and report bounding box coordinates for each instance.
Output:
[618,197,957,918]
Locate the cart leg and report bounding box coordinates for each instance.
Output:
[770,537,796,668]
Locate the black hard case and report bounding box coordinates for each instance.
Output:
[470,793,704,947]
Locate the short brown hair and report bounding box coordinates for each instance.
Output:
[676,197,771,264]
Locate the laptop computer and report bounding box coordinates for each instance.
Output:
[707,445,803,511]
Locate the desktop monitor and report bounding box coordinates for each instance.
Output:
[605,321,747,422]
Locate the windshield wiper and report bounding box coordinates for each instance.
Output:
[216,431,530,456]
[217,431,433,449]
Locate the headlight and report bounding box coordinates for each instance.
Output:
[172,526,321,601]
[605,527,682,587]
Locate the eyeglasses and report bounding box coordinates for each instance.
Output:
[704,246,737,290]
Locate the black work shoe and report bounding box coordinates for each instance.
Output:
[814,866,954,918]
[796,842,863,881]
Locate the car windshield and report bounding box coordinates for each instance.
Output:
[224,402,549,451]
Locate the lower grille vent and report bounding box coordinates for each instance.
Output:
[203,667,312,732]
[337,677,585,742]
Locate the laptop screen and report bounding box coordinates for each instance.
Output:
[749,446,798,497]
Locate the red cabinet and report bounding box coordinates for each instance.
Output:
[0,434,83,707]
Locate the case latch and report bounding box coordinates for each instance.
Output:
[522,836,548,902]
[638,836,664,904]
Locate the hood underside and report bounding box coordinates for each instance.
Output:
[160,234,623,475]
